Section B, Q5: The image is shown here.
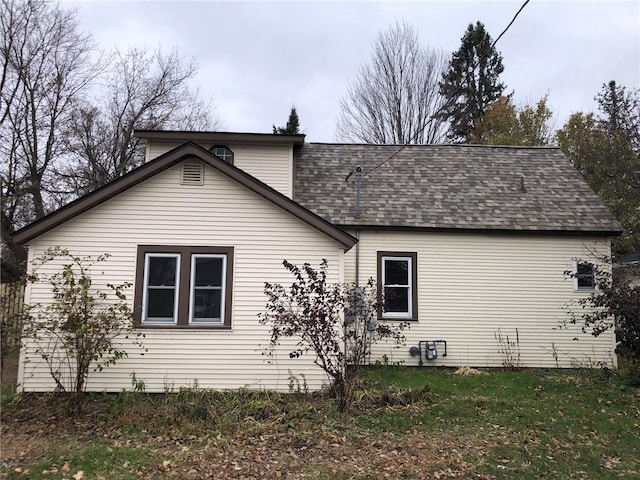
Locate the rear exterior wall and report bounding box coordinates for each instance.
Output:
[345,230,616,369]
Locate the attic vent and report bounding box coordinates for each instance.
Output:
[181,162,204,185]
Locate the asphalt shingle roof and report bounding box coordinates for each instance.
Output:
[294,143,621,233]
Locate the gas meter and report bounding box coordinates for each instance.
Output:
[426,341,438,360]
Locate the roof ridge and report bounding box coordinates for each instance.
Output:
[304,142,561,150]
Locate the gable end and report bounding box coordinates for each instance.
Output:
[13,143,357,250]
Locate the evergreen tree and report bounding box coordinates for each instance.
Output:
[596,80,640,149]
[273,107,300,135]
[439,22,506,142]
[557,81,640,254]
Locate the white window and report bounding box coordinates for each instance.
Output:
[136,246,234,328]
[210,145,233,164]
[189,254,227,324]
[574,260,596,290]
[379,253,417,320]
[142,253,180,324]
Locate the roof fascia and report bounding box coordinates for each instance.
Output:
[134,130,305,146]
[14,143,357,250]
[338,224,622,236]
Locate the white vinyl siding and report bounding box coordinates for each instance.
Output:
[20,162,343,392]
[147,141,293,197]
[345,230,615,369]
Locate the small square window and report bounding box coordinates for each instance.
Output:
[575,260,596,290]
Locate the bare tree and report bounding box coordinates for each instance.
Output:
[336,21,449,144]
[0,0,100,217]
[1,1,221,281]
[59,47,221,196]
[1,0,102,281]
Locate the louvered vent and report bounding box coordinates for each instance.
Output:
[181,162,204,185]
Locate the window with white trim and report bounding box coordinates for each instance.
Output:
[143,253,180,323]
[189,254,227,324]
[209,145,233,164]
[377,251,418,320]
[135,246,234,328]
[575,260,596,290]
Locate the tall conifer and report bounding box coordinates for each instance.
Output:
[439,22,506,142]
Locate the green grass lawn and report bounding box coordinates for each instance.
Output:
[2,367,638,479]
[359,368,639,478]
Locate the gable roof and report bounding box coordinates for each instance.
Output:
[294,143,622,235]
[13,142,357,250]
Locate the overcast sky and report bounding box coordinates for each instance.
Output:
[68,0,639,143]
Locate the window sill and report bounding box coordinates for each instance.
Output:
[136,324,232,330]
[379,316,418,322]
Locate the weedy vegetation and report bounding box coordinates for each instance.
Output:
[2,367,638,479]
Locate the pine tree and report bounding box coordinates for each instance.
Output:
[439,22,506,142]
[273,107,300,135]
[596,80,640,149]
[557,81,640,253]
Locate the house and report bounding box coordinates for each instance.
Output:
[14,130,622,393]
[614,251,640,287]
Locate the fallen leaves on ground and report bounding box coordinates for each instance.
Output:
[1,409,489,479]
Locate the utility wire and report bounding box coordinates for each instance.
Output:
[362,0,531,178]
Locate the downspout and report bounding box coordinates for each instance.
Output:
[346,165,363,288]
[355,230,360,287]
[353,168,363,364]
[354,165,362,288]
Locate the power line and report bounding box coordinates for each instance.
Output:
[362,0,531,178]
[491,0,531,49]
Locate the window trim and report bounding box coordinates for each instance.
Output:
[142,252,180,324]
[377,251,418,321]
[574,259,596,291]
[134,245,234,329]
[209,145,234,165]
[188,253,227,325]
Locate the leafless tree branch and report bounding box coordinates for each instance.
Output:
[336,21,449,144]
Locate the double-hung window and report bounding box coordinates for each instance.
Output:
[135,246,234,328]
[189,254,227,324]
[574,260,596,290]
[377,251,418,321]
[143,253,180,324]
